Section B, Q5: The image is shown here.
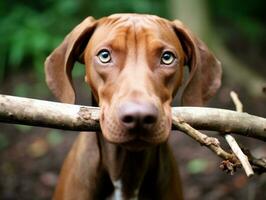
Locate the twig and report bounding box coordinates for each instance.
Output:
[172,115,235,161]
[172,114,266,174]
[225,134,254,176]
[230,91,243,112]
[228,91,254,176]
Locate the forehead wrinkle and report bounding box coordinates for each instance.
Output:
[90,24,131,55]
[109,27,130,52]
[96,14,180,64]
[143,25,184,60]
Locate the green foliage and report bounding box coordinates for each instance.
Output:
[85,0,168,18]
[46,130,63,146]
[13,83,32,97]
[0,0,167,84]
[209,0,266,44]
[0,134,9,150]
[15,124,32,133]
[0,0,81,81]
[187,158,208,174]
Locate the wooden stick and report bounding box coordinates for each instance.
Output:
[0,95,100,131]
[230,91,243,112]
[171,107,266,141]
[172,115,235,160]
[225,134,254,176]
[0,94,265,140]
[227,91,254,176]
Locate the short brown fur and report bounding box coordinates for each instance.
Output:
[45,14,221,200]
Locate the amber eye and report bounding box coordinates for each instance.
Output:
[97,49,111,63]
[161,51,176,65]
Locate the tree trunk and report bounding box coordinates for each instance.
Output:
[169,0,265,97]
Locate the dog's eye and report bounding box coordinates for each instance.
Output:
[97,50,111,63]
[161,51,176,65]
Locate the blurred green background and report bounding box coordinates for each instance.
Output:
[0,0,265,199]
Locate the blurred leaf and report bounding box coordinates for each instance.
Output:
[187,158,208,174]
[9,30,28,67]
[46,130,63,146]
[27,138,49,158]
[13,83,31,97]
[236,18,265,42]
[15,125,32,133]
[0,134,9,150]
[55,0,79,15]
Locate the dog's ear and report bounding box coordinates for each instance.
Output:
[172,20,222,106]
[45,17,97,104]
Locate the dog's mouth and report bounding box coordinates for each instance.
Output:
[120,139,153,152]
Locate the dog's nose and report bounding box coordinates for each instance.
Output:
[118,102,158,130]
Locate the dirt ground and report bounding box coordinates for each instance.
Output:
[0,72,265,200]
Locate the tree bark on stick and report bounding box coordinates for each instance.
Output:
[0,95,265,141]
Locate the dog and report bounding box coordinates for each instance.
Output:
[45,13,221,200]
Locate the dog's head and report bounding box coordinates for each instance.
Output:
[45,14,221,150]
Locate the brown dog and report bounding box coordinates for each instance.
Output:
[45,14,221,200]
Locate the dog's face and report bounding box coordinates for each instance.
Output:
[45,14,221,150]
[84,14,185,148]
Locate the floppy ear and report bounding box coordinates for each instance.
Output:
[172,20,222,106]
[45,17,97,104]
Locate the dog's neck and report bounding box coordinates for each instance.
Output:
[98,133,159,199]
